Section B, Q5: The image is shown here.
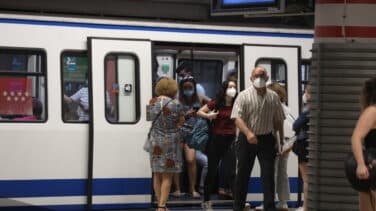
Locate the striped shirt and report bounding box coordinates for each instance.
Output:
[231,86,285,135]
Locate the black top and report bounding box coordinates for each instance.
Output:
[365,129,376,149]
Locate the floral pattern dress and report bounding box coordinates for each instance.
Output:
[149,97,184,173]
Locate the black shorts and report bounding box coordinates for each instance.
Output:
[293,139,308,164]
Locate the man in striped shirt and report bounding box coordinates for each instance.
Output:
[231,66,285,211]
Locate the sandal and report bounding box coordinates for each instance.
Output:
[156,206,167,211]
[171,190,183,197]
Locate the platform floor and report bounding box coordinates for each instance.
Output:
[111,208,295,211]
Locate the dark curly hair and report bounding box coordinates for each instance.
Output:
[361,77,376,109]
[214,79,237,110]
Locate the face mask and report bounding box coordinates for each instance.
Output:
[302,93,308,104]
[183,90,194,97]
[226,87,237,98]
[253,77,266,88]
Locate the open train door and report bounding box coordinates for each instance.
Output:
[242,44,302,205]
[88,37,152,210]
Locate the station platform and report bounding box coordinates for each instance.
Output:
[109,208,295,211]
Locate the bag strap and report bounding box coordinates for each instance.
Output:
[148,99,173,138]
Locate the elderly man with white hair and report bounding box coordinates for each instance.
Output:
[231,66,285,211]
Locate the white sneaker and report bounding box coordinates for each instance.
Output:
[276,201,288,210]
[254,204,263,211]
[295,207,304,211]
[244,202,251,211]
[202,201,214,211]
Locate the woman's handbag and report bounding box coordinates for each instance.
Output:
[344,148,376,192]
[143,99,172,152]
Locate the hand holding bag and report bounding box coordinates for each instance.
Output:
[344,148,376,192]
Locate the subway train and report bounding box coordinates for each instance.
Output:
[0,13,313,210]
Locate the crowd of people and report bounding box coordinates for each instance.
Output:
[146,62,376,211]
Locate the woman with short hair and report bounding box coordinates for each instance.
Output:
[148,77,185,211]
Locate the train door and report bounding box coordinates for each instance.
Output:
[242,44,301,204]
[152,43,240,206]
[88,38,152,209]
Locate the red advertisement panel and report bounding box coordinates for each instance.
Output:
[0,78,33,115]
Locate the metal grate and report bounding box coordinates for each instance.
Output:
[308,43,376,211]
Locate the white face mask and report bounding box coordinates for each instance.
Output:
[253,77,266,88]
[226,87,237,98]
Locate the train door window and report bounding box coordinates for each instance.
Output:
[105,54,139,123]
[256,58,287,100]
[300,60,311,109]
[0,49,47,122]
[179,59,223,99]
[301,60,311,92]
[61,51,89,122]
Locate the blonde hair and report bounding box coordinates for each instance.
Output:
[155,77,178,98]
[267,82,287,103]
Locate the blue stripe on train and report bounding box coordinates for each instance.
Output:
[0,203,149,211]
[0,178,152,197]
[0,177,300,198]
[0,18,313,39]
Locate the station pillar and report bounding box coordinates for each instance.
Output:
[308,1,376,210]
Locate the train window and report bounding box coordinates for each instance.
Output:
[301,60,311,92]
[105,54,139,124]
[179,59,223,99]
[0,49,47,122]
[61,52,89,123]
[256,58,288,100]
[300,60,311,109]
[256,58,287,85]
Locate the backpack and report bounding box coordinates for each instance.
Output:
[188,118,209,151]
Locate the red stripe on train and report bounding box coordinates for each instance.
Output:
[315,26,376,38]
[316,0,376,3]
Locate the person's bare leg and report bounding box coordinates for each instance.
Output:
[153,173,162,204]
[184,144,198,196]
[358,191,375,211]
[299,163,308,211]
[158,173,173,210]
[172,173,181,196]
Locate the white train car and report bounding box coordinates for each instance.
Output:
[0,13,313,210]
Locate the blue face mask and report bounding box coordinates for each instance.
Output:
[183,90,194,97]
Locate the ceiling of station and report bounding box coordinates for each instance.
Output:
[0,0,314,29]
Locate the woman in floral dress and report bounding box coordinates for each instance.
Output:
[148,77,184,211]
